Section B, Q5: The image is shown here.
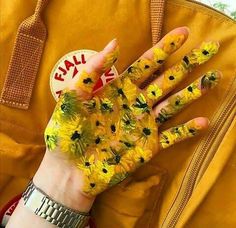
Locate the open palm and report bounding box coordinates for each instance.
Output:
[45,27,220,196]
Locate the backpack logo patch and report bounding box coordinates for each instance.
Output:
[50,50,119,101]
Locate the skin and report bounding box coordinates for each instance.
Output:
[7,27,221,228]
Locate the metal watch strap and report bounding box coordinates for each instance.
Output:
[22,181,90,228]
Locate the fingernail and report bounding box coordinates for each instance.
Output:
[103,38,118,52]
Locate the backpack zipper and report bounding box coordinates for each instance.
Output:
[161,76,236,227]
[160,3,236,226]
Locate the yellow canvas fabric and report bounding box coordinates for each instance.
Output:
[0,0,235,227]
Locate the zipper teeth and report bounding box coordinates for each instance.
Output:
[164,81,236,227]
[195,93,236,185]
[166,89,236,228]
[187,0,235,22]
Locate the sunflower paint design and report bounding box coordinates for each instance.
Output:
[163,34,185,54]
[182,41,219,69]
[156,70,220,125]
[103,45,119,70]
[45,72,157,195]
[45,38,219,196]
[146,83,163,101]
[159,120,201,149]
[76,70,99,94]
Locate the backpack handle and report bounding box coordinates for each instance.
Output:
[150,0,166,45]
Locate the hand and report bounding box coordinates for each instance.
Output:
[43,27,220,199]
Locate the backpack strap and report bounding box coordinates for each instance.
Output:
[150,0,166,45]
[0,0,49,109]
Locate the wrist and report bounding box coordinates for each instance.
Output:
[33,150,95,213]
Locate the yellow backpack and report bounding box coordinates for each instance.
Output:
[0,0,235,227]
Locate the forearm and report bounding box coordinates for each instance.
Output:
[7,151,95,228]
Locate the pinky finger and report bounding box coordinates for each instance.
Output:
[159,117,209,150]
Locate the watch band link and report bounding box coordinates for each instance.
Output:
[22,181,90,228]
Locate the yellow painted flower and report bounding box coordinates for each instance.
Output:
[97,148,114,161]
[82,173,108,196]
[186,41,219,67]
[100,97,114,113]
[153,47,168,65]
[201,71,220,89]
[195,41,219,64]
[146,83,163,100]
[77,154,95,174]
[159,130,177,149]
[162,64,186,91]
[122,77,137,103]
[133,93,150,115]
[44,123,58,151]
[136,114,157,149]
[58,116,92,156]
[103,46,120,70]
[114,154,133,173]
[163,34,185,54]
[168,94,188,111]
[90,113,105,135]
[130,146,152,165]
[76,70,97,93]
[52,90,80,122]
[182,83,201,100]
[121,113,136,132]
[93,160,115,183]
[124,58,155,81]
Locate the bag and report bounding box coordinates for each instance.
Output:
[0,0,235,227]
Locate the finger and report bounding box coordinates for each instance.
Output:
[120,26,189,85]
[159,117,209,150]
[154,70,221,125]
[143,41,219,105]
[68,38,119,99]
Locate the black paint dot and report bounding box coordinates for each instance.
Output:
[122,104,129,109]
[157,59,164,64]
[166,140,170,144]
[46,135,50,140]
[140,157,145,163]
[71,131,81,140]
[115,155,121,164]
[144,65,150,69]
[170,42,175,46]
[169,75,175,80]
[183,56,189,65]
[95,137,101,144]
[83,77,92,84]
[187,86,193,92]
[124,141,132,147]
[125,120,130,125]
[189,128,196,134]
[96,120,100,126]
[175,100,180,105]
[143,128,151,136]
[151,91,156,95]
[85,162,90,166]
[102,168,108,173]
[127,66,133,74]
[90,183,96,188]
[117,88,124,95]
[111,124,116,132]
[202,50,209,55]
[61,104,67,111]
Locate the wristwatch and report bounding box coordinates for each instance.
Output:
[22,181,90,228]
